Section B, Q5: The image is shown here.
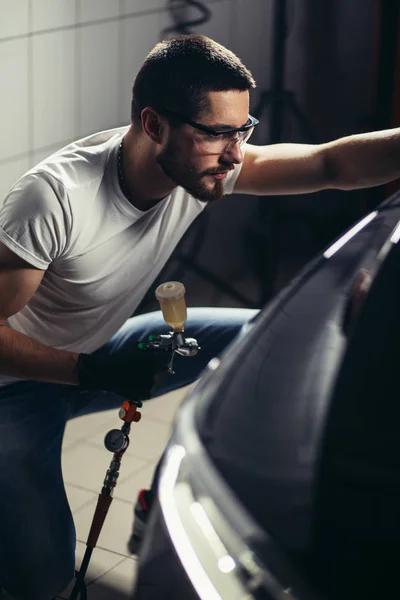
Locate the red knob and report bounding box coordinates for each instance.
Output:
[133,411,142,423]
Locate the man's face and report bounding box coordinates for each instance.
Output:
[156,90,250,202]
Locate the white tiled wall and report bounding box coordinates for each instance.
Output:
[79,21,121,136]
[32,29,77,148]
[0,37,30,161]
[78,0,120,23]
[0,0,270,200]
[121,0,169,15]
[0,0,30,39]
[31,0,77,32]
[119,9,174,121]
[0,157,31,201]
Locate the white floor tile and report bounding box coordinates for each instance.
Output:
[58,541,126,598]
[87,417,172,462]
[62,442,147,492]
[140,383,197,424]
[113,462,156,503]
[65,409,120,442]
[76,542,124,584]
[73,496,137,557]
[87,558,138,599]
[55,390,191,598]
[61,437,80,453]
[65,483,98,513]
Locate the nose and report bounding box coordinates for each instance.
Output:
[222,139,244,164]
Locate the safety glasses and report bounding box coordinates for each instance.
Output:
[158,108,259,152]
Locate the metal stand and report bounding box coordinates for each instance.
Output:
[69,400,143,600]
[69,330,200,599]
[253,0,316,145]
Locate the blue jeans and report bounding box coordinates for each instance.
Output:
[0,307,257,600]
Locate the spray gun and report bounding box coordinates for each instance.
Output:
[69,282,200,600]
[139,281,200,372]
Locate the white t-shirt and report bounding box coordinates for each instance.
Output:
[0,126,242,386]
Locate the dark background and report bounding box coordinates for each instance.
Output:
[137,0,400,315]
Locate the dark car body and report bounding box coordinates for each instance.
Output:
[132,191,400,600]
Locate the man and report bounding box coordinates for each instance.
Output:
[1,33,400,599]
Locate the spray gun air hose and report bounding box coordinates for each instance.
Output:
[69,282,200,600]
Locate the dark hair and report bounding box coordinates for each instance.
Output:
[131,34,256,125]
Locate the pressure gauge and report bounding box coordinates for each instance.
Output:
[104,429,129,453]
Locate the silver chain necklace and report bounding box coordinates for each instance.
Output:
[117,138,131,201]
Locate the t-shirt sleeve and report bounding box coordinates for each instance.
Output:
[0,172,71,269]
[222,145,246,195]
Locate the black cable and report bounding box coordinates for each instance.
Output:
[162,0,212,37]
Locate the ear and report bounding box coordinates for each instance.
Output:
[141,107,164,143]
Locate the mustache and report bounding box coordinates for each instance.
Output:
[201,165,235,176]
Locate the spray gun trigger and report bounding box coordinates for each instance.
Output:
[168,350,176,374]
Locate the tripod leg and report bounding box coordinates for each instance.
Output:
[253,91,272,121]
[69,571,88,600]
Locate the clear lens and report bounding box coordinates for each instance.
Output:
[239,127,255,145]
[198,126,254,154]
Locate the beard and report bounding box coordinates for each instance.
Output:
[156,140,234,203]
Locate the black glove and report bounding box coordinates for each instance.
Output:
[76,347,171,401]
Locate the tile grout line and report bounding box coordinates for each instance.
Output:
[63,424,172,451]
[76,540,138,561]
[0,137,76,167]
[85,556,128,587]
[75,0,81,138]
[63,419,173,449]
[74,437,168,463]
[64,455,155,488]
[66,415,173,443]
[70,494,99,516]
[118,0,126,126]
[58,557,134,598]
[0,6,175,44]
[67,481,152,508]
[75,541,135,565]
[65,473,152,504]
[27,0,34,162]
[65,453,157,490]
[0,0,228,46]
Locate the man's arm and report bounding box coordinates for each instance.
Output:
[0,241,79,384]
[235,128,400,195]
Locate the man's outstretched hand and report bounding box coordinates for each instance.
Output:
[76,347,171,401]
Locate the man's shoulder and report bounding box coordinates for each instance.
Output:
[72,125,129,151]
[27,125,129,191]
